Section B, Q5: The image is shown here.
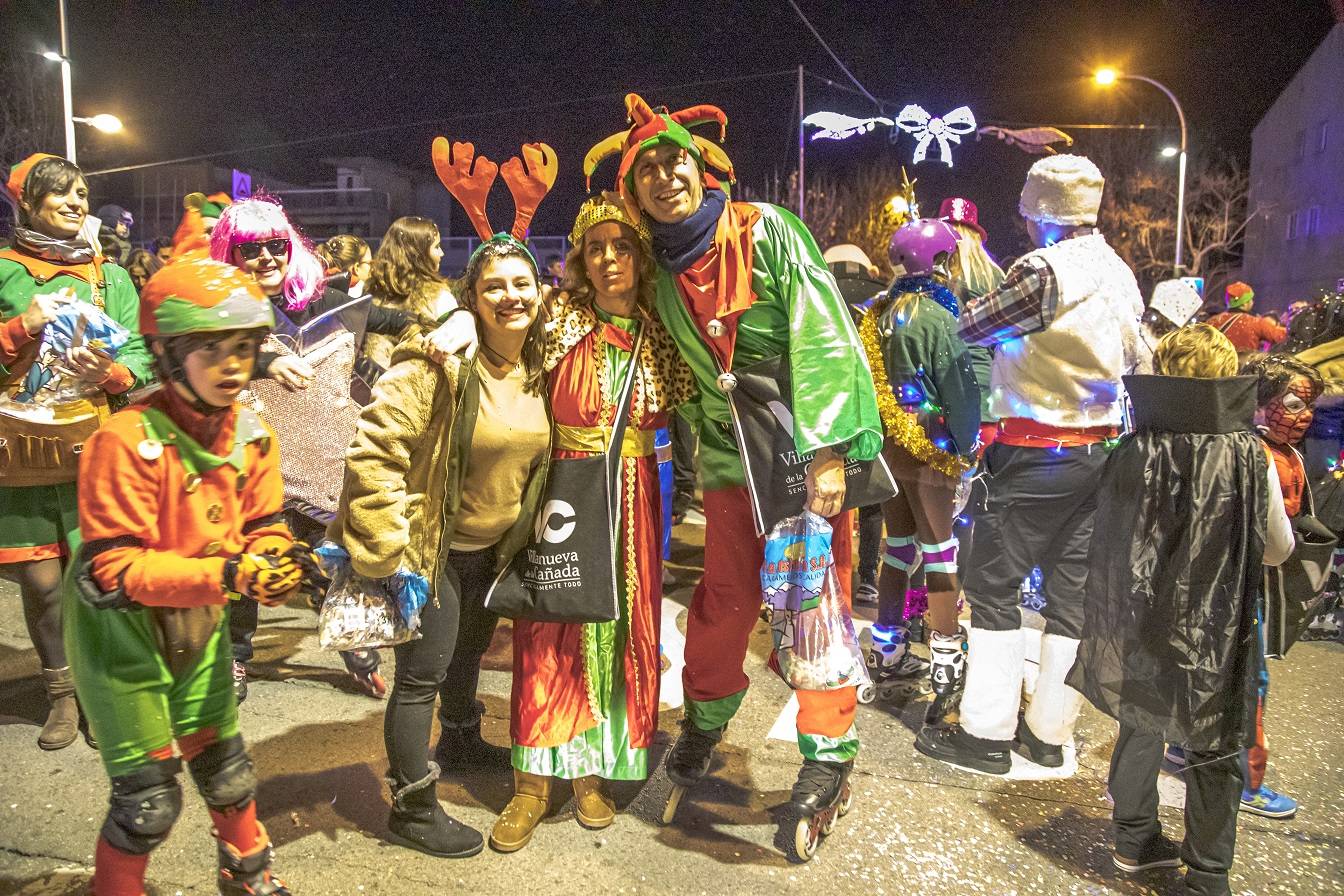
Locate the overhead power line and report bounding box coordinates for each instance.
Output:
[84,68,797,177]
[786,0,882,107]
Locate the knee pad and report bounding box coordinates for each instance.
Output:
[102,758,183,855]
[921,537,959,575]
[187,734,256,811]
[882,536,921,573]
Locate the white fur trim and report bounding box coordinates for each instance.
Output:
[959,627,1026,741]
[1022,633,1085,746]
[1018,154,1104,226]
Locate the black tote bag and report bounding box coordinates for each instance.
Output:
[722,354,897,535]
[1264,459,1338,658]
[483,331,643,624]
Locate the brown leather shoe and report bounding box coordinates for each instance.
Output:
[572,776,615,830]
[38,667,79,751]
[489,770,550,852]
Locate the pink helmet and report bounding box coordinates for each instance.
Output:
[888,218,959,277]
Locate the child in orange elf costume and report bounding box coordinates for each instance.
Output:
[65,255,310,896]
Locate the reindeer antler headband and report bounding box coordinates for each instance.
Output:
[583,93,736,220]
[431,138,558,261]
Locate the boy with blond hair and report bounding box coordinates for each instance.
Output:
[1069,324,1293,896]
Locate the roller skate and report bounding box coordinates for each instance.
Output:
[784,759,853,862]
[1019,568,1045,613]
[1304,605,1342,642]
[924,626,967,727]
[217,823,291,895]
[661,719,724,823]
[857,624,929,704]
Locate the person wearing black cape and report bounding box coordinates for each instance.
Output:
[1068,324,1294,896]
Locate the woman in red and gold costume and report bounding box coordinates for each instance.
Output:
[491,192,692,852]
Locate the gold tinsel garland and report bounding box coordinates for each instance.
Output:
[859,311,972,479]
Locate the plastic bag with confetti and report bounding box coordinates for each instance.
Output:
[761,512,870,691]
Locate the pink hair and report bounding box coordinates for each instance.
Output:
[210,194,324,310]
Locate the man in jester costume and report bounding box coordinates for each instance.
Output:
[67,256,307,895]
[584,94,884,821]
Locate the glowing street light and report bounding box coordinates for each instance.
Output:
[1093,66,1189,276]
[76,114,123,134]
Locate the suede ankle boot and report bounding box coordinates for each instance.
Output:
[38,667,79,751]
[572,776,615,829]
[434,703,511,773]
[386,763,484,858]
[489,770,551,852]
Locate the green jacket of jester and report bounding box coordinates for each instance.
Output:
[652,200,885,491]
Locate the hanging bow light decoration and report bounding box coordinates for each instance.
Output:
[894,104,977,167]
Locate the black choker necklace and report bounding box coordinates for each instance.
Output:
[481,340,521,368]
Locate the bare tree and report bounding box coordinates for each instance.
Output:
[0,48,63,220]
[741,166,909,276]
[1092,131,1253,296]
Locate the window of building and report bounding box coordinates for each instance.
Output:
[1286,211,1299,241]
[1307,206,1321,237]
[1319,121,1329,154]
[1295,130,1306,160]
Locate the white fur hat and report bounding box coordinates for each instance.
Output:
[1018,154,1105,226]
[1149,279,1203,327]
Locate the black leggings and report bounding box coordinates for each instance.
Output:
[384,546,500,783]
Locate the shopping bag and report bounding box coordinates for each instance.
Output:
[724,355,897,535]
[761,512,870,691]
[484,331,644,624]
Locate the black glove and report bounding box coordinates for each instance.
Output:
[285,541,332,607]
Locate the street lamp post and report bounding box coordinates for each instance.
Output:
[1094,68,1188,277]
[56,0,75,163]
[44,0,123,166]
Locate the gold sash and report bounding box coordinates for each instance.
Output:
[553,422,655,458]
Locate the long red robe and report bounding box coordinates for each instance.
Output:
[509,308,690,752]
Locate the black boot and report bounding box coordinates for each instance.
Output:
[434,701,511,773]
[386,763,484,858]
[665,719,724,787]
[1014,715,1064,768]
[217,822,290,895]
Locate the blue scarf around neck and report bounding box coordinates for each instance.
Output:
[649,188,727,274]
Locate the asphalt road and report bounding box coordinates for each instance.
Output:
[1,514,1340,895]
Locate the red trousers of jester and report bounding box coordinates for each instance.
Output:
[682,486,858,761]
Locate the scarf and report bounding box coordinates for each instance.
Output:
[13,227,97,265]
[650,188,727,274]
[890,275,960,319]
[153,377,237,455]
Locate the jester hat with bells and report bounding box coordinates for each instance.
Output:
[431,137,557,266]
[584,93,736,221]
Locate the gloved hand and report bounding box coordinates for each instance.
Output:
[224,551,302,606]
[285,541,332,607]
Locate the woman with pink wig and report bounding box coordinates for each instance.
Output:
[212,196,388,701]
[213,197,471,704]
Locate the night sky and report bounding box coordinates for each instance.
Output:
[5,0,1338,256]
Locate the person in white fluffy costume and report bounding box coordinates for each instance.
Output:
[915,154,1144,775]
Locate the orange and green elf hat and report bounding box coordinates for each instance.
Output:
[583,94,736,220]
[6,152,60,205]
[138,254,274,339]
